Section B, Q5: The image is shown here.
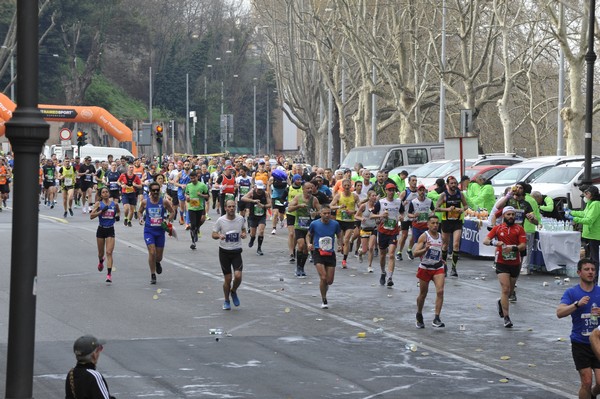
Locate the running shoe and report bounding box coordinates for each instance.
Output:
[342,260,347,268]
[106,274,112,283]
[367,266,373,273]
[248,238,255,248]
[450,267,458,277]
[127,220,132,227]
[295,267,302,277]
[279,219,285,229]
[257,248,264,256]
[289,255,296,263]
[387,278,394,287]
[231,291,240,307]
[407,249,414,260]
[379,273,386,286]
[271,228,277,235]
[206,215,211,220]
[124,217,128,226]
[190,243,196,250]
[396,252,403,261]
[223,300,231,310]
[150,274,157,285]
[416,313,425,329]
[156,261,163,274]
[432,317,445,328]
[63,211,68,218]
[69,208,74,216]
[321,298,328,309]
[509,292,517,302]
[50,204,54,209]
[300,267,306,277]
[133,212,138,219]
[497,299,504,318]
[97,258,104,272]
[82,206,87,214]
[504,316,513,328]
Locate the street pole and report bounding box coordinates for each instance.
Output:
[266,90,270,156]
[328,89,333,169]
[171,119,175,155]
[438,0,446,143]
[371,64,377,146]
[253,84,257,156]
[204,76,208,154]
[221,81,225,152]
[582,0,596,186]
[4,0,50,397]
[9,53,14,102]
[186,73,191,154]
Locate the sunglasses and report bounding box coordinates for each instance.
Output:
[150,189,160,193]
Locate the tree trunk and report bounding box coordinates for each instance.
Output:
[564,61,584,155]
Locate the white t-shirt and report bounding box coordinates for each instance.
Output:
[213,214,246,251]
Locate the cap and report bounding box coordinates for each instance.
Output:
[259,159,266,164]
[417,183,426,190]
[292,174,302,182]
[225,165,234,170]
[502,206,516,215]
[385,183,397,190]
[460,175,470,183]
[255,181,266,190]
[73,335,105,356]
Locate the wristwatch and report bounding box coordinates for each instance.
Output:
[574,301,579,308]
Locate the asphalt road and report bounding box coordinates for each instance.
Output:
[0,200,584,398]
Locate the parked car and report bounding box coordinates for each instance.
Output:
[463,165,508,181]
[470,153,525,166]
[490,155,600,198]
[530,160,600,209]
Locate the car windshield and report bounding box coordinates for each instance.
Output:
[534,167,581,184]
[411,162,449,178]
[428,160,474,178]
[490,167,533,185]
[341,147,390,170]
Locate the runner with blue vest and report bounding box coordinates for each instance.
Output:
[138,181,176,285]
[89,187,120,283]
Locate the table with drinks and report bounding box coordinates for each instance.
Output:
[460,217,580,274]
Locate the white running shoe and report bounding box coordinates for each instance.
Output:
[271,228,277,235]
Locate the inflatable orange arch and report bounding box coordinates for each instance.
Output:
[0,93,133,143]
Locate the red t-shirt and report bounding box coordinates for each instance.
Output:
[486,223,527,266]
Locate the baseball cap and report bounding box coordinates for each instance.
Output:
[259,159,266,164]
[225,165,234,170]
[385,183,397,190]
[417,183,426,190]
[73,335,105,356]
[502,206,516,215]
[255,181,266,190]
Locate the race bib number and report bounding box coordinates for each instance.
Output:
[417,212,429,222]
[225,230,240,243]
[102,208,115,220]
[124,185,135,194]
[225,193,235,202]
[514,209,525,224]
[109,182,119,190]
[319,236,333,252]
[383,218,397,230]
[253,204,265,216]
[64,178,73,186]
[502,246,518,261]
[340,210,351,221]
[147,207,163,227]
[425,247,441,261]
[84,174,92,182]
[189,198,200,207]
[447,209,460,220]
[297,216,311,229]
[240,186,250,195]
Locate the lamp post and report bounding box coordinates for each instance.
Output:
[204,72,209,154]
[4,0,49,396]
[186,73,191,154]
[438,0,447,143]
[582,0,596,186]
[266,89,270,156]
[253,79,257,156]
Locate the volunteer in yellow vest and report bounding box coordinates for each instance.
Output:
[330,179,360,269]
[58,157,77,218]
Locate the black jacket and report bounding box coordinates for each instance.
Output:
[65,362,115,399]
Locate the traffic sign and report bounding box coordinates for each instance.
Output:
[59,128,72,141]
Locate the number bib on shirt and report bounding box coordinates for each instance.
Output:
[253,204,265,216]
[190,198,200,207]
[147,207,163,227]
[64,178,73,186]
[124,185,135,194]
[318,236,334,255]
[225,230,240,243]
[225,193,235,202]
[383,218,397,230]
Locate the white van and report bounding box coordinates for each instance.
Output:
[76,145,134,162]
[341,143,445,172]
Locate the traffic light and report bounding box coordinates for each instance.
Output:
[155,124,163,144]
[76,131,87,146]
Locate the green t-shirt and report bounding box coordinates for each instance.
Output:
[185,181,209,211]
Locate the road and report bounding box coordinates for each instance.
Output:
[0,201,583,398]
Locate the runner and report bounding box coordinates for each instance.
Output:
[412,215,446,328]
[235,166,252,217]
[175,160,192,228]
[185,171,209,250]
[373,183,404,287]
[77,156,96,214]
[435,176,467,277]
[0,157,10,209]
[270,168,288,234]
[218,165,236,216]
[286,174,304,263]
[89,187,120,283]
[330,179,360,268]
[41,158,57,209]
[212,199,247,310]
[118,165,143,227]
[397,174,418,261]
[105,162,121,203]
[241,180,271,255]
[307,205,342,309]
[288,182,321,277]
[57,157,76,218]
[355,190,379,273]
[482,206,527,328]
[138,181,176,285]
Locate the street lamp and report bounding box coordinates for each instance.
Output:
[253,78,257,156]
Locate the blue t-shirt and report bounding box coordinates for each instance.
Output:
[560,284,600,344]
[308,219,341,252]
